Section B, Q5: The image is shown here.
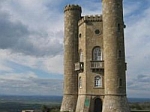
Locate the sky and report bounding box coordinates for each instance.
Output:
[0,0,150,98]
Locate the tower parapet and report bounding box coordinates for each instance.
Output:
[78,15,102,26]
[61,1,130,111]
[64,4,81,12]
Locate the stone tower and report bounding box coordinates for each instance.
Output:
[102,0,130,111]
[60,5,81,112]
[61,0,130,112]
[75,15,104,112]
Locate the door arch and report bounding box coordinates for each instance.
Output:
[94,98,102,112]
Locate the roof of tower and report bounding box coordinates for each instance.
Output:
[78,15,102,26]
[64,4,82,12]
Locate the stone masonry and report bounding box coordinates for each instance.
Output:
[60,0,130,112]
[60,5,81,112]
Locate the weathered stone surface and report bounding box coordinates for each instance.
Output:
[60,5,81,112]
[102,0,130,112]
[61,0,130,112]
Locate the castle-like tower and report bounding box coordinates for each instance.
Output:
[102,0,130,111]
[61,0,130,112]
[60,5,81,112]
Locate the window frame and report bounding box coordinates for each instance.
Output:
[94,76,102,88]
[92,46,102,61]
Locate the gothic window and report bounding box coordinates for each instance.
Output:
[94,76,102,87]
[92,47,102,61]
[79,77,82,88]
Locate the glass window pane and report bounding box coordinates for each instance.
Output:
[93,47,101,61]
[95,76,102,87]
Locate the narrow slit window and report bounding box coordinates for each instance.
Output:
[119,50,121,58]
[79,77,82,88]
[80,51,83,62]
[118,24,121,32]
[79,33,81,38]
[119,78,123,87]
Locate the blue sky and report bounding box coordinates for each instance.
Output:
[0,0,150,98]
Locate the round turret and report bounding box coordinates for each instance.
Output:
[60,4,82,112]
[64,4,82,12]
[102,0,130,111]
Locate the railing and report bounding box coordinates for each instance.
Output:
[91,61,104,69]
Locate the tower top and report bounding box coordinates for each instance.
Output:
[78,15,102,26]
[64,4,82,12]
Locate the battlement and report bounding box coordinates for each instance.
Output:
[64,4,82,12]
[78,15,102,26]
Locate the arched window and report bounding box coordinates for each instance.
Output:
[79,77,82,88]
[94,76,102,87]
[93,47,102,61]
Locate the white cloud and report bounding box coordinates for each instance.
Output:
[0,77,63,95]
[124,1,150,98]
[1,0,64,32]
[0,49,63,75]
[43,54,63,74]
[81,1,102,15]
[127,74,150,98]
[125,5,150,75]
[123,1,141,17]
[0,72,37,81]
[0,63,13,72]
[0,0,64,57]
[0,0,149,97]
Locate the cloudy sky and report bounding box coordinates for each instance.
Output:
[0,0,149,98]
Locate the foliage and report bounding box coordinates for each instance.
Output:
[41,105,60,112]
[129,102,150,110]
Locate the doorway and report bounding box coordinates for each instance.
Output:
[94,98,102,112]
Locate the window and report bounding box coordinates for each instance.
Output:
[118,24,120,31]
[79,50,83,62]
[95,29,100,35]
[79,77,82,88]
[119,78,123,87]
[119,50,121,58]
[79,33,81,38]
[93,47,102,61]
[94,76,102,87]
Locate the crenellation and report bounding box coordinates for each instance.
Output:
[78,15,102,26]
[61,0,130,111]
[84,15,102,22]
[60,3,81,112]
[64,4,82,12]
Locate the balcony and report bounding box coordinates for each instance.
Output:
[75,62,84,72]
[91,61,104,70]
